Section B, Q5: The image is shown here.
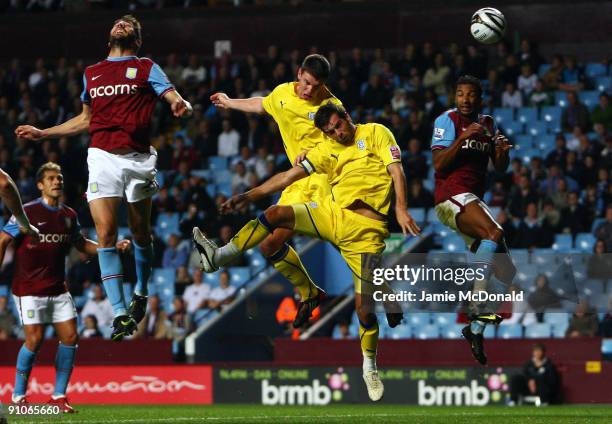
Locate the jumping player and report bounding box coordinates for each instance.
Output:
[15,15,192,340]
[209,55,341,328]
[194,103,420,401]
[431,75,516,364]
[0,162,129,412]
[0,169,39,238]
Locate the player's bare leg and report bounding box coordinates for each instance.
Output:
[12,324,44,403]
[355,292,383,401]
[89,197,135,340]
[456,200,511,364]
[126,198,154,324]
[49,319,78,413]
[260,227,325,328]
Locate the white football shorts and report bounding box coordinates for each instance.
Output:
[13,292,77,326]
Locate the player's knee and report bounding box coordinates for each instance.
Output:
[259,235,285,258]
[25,333,43,352]
[96,227,118,247]
[61,332,79,346]
[484,227,504,243]
[263,205,292,228]
[356,307,377,328]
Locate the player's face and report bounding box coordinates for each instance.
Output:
[455,84,481,116]
[296,69,323,100]
[109,19,139,50]
[321,112,355,145]
[38,170,64,200]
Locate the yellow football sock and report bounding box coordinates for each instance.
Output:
[270,244,319,300]
[230,216,273,252]
[359,320,379,359]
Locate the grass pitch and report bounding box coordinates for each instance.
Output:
[4,404,611,424]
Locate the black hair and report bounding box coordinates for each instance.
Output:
[314,103,347,131]
[301,54,331,81]
[455,75,483,97]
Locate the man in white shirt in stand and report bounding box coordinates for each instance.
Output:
[182,268,211,314]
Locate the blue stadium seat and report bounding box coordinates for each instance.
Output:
[441,323,465,339]
[216,182,233,197]
[511,249,530,266]
[544,312,569,337]
[515,264,539,289]
[245,248,266,269]
[117,226,131,240]
[534,134,556,151]
[575,233,596,252]
[520,148,541,164]
[585,63,608,79]
[525,323,552,338]
[537,64,551,77]
[73,295,87,309]
[502,121,524,137]
[407,208,426,225]
[206,184,216,198]
[591,218,605,233]
[527,121,548,137]
[407,313,431,327]
[214,170,232,184]
[229,267,251,286]
[155,171,166,188]
[555,91,568,108]
[414,323,440,339]
[493,108,514,125]
[516,107,538,124]
[442,235,466,252]
[204,270,222,286]
[437,95,448,106]
[426,208,438,224]
[386,325,412,340]
[191,169,211,180]
[0,285,7,297]
[155,213,179,240]
[150,268,175,294]
[580,90,601,110]
[432,312,456,327]
[208,156,228,171]
[513,134,533,149]
[576,279,605,300]
[498,324,523,339]
[541,106,562,132]
[552,234,573,251]
[595,76,612,92]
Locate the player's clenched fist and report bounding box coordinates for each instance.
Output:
[219,193,250,215]
[15,125,45,141]
[210,92,231,109]
[171,99,193,118]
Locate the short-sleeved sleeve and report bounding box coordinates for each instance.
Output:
[148,63,175,97]
[431,113,456,150]
[2,215,21,239]
[373,124,402,167]
[299,144,332,177]
[261,85,282,120]
[80,74,90,103]
[70,215,85,244]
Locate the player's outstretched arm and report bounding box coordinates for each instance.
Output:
[210,92,265,114]
[15,104,91,141]
[163,90,193,118]
[0,170,39,239]
[387,163,421,236]
[220,166,307,214]
[432,122,484,172]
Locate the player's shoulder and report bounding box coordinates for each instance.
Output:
[365,122,394,140]
[23,198,42,211]
[435,108,459,122]
[59,203,78,217]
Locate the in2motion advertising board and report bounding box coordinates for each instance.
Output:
[0,366,212,404]
[214,366,519,405]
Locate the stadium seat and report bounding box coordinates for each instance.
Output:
[229,267,251,286]
[216,182,233,197]
[150,268,176,295]
[537,64,551,77]
[594,76,612,92]
[73,295,87,309]
[511,249,530,266]
[513,134,533,149]
[576,279,605,300]
[414,323,440,339]
[575,233,596,252]
[407,208,426,225]
[441,323,465,339]
[534,134,556,151]
[498,323,523,339]
[204,270,222,286]
[432,312,456,327]
[525,323,552,338]
[554,91,568,108]
[502,121,524,137]
[208,156,228,171]
[442,234,466,252]
[190,169,211,180]
[214,169,232,184]
[245,248,266,269]
[117,226,131,240]
[0,285,7,297]
[386,324,412,340]
[155,171,165,188]
[515,264,539,289]
[591,218,605,233]
[540,106,562,133]
[553,234,573,251]
[155,213,179,240]
[520,148,541,164]
[580,90,601,110]
[493,107,514,125]
[206,184,216,198]
[407,313,431,327]
[527,121,548,137]
[516,107,538,124]
[585,63,608,79]
[426,208,438,224]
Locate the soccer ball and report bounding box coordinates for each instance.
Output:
[470,7,506,44]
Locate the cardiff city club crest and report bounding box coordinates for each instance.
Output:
[357,139,366,150]
[126,67,138,79]
[308,112,315,120]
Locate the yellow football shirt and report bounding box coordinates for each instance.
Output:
[262,82,342,164]
[300,123,402,215]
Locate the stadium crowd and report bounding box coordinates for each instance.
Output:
[0,39,611,341]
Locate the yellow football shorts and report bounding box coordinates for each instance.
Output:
[291,196,389,294]
[277,173,330,205]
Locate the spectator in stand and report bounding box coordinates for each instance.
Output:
[80,315,103,339]
[587,239,612,279]
[566,300,599,337]
[527,274,562,322]
[134,295,170,339]
[181,54,207,87]
[334,321,351,339]
[559,191,589,235]
[162,234,189,269]
[80,284,114,330]
[422,53,450,96]
[171,135,198,171]
[67,250,101,296]
[516,202,554,248]
[559,55,585,92]
[276,287,320,339]
[182,268,211,314]
[169,296,192,361]
[362,74,389,110]
[542,54,564,91]
[562,92,591,133]
[163,53,183,86]
[528,79,553,107]
[599,297,612,337]
[509,175,539,219]
[591,93,612,131]
[217,119,240,157]
[594,205,612,251]
[545,134,568,167]
[402,138,427,180]
[517,64,538,97]
[207,270,237,312]
[231,161,253,194]
[509,343,559,405]
[501,82,523,108]
[0,295,16,338]
[406,179,434,209]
